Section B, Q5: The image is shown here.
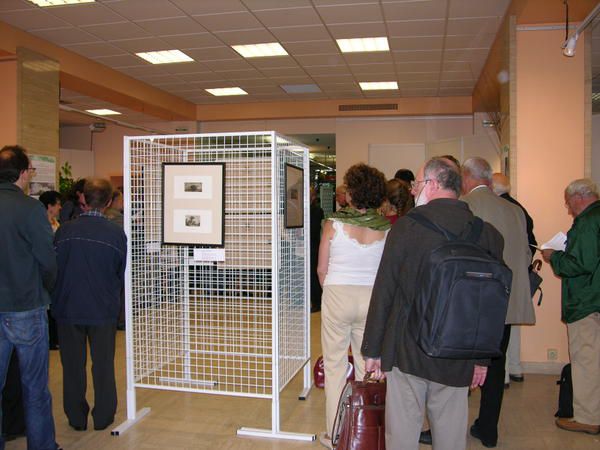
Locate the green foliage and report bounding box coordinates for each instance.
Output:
[58,161,74,196]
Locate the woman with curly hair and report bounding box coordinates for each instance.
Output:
[317,163,390,448]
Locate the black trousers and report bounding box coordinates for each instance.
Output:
[1,349,25,437]
[57,323,117,430]
[474,324,512,444]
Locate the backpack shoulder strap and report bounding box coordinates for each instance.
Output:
[409,210,457,241]
[464,217,484,243]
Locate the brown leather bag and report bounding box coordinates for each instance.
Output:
[331,376,386,450]
[313,354,355,389]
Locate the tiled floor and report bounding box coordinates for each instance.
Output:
[6,312,599,449]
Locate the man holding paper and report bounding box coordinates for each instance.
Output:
[542,178,600,435]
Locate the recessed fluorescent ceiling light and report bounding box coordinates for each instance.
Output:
[86,109,121,116]
[359,82,398,91]
[136,50,193,64]
[206,87,248,96]
[232,42,288,58]
[28,0,94,5]
[337,37,389,53]
[281,84,321,94]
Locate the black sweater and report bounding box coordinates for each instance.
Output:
[52,214,126,325]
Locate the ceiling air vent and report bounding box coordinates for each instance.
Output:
[339,103,398,112]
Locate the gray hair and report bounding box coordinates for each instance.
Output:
[565,178,599,199]
[462,157,492,182]
[424,157,462,196]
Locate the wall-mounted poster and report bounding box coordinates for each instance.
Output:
[285,163,303,228]
[162,163,225,246]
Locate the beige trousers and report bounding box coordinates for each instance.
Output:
[321,284,371,436]
[567,312,600,425]
[386,367,468,450]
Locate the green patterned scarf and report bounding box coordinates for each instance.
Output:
[327,207,391,231]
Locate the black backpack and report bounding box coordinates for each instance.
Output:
[555,363,574,418]
[408,211,512,359]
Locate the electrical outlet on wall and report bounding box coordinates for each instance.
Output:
[547,348,558,361]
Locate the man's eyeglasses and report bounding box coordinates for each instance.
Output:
[410,179,430,189]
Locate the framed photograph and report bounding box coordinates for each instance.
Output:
[284,163,304,228]
[162,163,225,246]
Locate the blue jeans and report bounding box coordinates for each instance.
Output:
[0,307,58,450]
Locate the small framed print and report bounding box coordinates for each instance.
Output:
[162,163,225,246]
[284,163,304,229]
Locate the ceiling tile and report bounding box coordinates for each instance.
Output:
[344,52,394,64]
[222,69,265,80]
[213,28,274,45]
[442,61,476,72]
[178,72,229,82]
[82,22,150,41]
[64,42,125,58]
[398,80,439,88]
[445,34,496,49]
[135,74,186,84]
[163,61,214,74]
[43,3,124,26]
[327,22,387,39]
[105,0,186,21]
[382,1,448,21]
[160,33,223,50]
[313,0,378,4]
[243,0,313,9]
[0,9,69,30]
[397,72,439,82]
[248,55,300,68]
[135,17,207,35]
[317,4,383,24]
[318,82,359,91]
[192,12,262,32]
[0,1,37,12]
[253,7,322,27]
[401,88,439,97]
[448,0,510,19]
[244,85,282,94]
[387,19,446,37]
[117,65,171,77]
[201,59,255,71]
[31,27,98,46]
[439,87,473,96]
[111,37,173,53]
[270,25,331,42]
[93,54,145,68]
[185,47,241,61]
[395,61,440,71]
[444,48,489,61]
[389,36,444,51]
[233,78,280,86]
[294,54,345,66]
[356,73,398,82]
[393,50,442,62]
[350,63,396,74]
[284,40,339,55]
[267,76,314,83]
[440,71,474,81]
[260,66,306,77]
[447,17,502,35]
[304,65,352,76]
[170,0,246,15]
[311,74,356,83]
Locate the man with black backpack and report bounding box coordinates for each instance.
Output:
[362,157,506,450]
[462,158,535,448]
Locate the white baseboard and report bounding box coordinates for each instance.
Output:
[521,361,566,375]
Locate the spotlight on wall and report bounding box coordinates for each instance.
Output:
[482,119,497,128]
[562,34,578,57]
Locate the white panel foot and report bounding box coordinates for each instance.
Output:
[237,427,316,441]
[298,385,312,400]
[111,407,151,436]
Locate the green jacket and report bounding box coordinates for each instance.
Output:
[550,200,600,323]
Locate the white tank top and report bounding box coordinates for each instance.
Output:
[324,220,388,286]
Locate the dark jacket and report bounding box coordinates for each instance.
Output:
[500,193,537,257]
[361,198,504,387]
[52,213,126,325]
[550,200,600,323]
[0,182,56,312]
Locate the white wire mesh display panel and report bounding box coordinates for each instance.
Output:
[126,133,309,400]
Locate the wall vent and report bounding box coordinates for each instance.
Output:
[339,103,398,112]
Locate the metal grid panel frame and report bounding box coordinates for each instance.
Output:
[125,132,309,400]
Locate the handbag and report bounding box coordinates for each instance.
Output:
[332,374,386,450]
[313,354,355,389]
[529,259,543,305]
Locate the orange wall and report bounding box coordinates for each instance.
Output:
[0,59,17,146]
[516,29,585,365]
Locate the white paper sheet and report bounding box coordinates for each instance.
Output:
[540,232,567,251]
